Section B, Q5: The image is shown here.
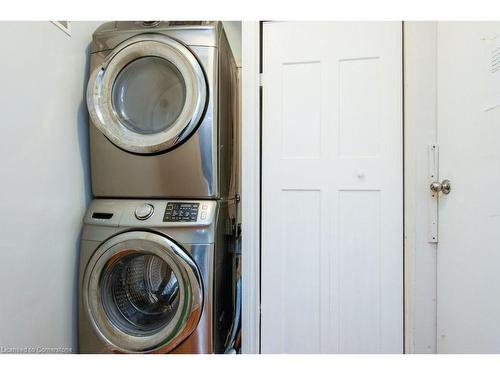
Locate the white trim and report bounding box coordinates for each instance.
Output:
[51,21,71,36]
[241,21,261,354]
[403,21,438,353]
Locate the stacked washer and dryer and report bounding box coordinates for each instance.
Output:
[78,21,240,354]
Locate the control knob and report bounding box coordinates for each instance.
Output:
[135,203,154,220]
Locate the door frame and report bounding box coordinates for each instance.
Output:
[241,21,435,354]
[403,21,439,353]
[241,21,261,354]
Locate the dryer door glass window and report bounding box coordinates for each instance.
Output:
[112,57,187,135]
[87,35,207,154]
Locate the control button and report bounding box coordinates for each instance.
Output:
[163,202,199,222]
[201,212,207,220]
[202,204,208,210]
[135,203,154,220]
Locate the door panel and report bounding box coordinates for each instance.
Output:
[87,34,207,154]
[261,22,403,353]
[437,22,500,353]
[83,231,203,353]
[280,189,322,353]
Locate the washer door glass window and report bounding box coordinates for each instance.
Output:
[83,231,203,353]
[87,34,207,154]
[101,253,181,334]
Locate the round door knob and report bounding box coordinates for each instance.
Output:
[430,179,451,195]
[135,203,154,220]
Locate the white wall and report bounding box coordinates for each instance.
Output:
[0,21,101,352]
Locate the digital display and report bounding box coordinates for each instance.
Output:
[163,202,199,222]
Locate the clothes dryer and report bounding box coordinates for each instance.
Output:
[87,21,238,199]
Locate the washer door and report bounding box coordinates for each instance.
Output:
[83,231,203,353]
[87,34,207,154]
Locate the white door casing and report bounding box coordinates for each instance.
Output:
[241,21,261,354]
[436,22,500,353]
[261,22,403,353]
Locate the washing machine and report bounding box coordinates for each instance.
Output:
[78,198,236,353]
[86,21,239,199]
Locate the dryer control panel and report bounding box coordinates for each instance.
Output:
[163,202,200,222]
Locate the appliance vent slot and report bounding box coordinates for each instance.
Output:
[92,212,113,220]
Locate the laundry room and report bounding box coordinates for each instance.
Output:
[0,19,242,355]
[3,1,500,374]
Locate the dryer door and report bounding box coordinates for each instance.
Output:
[83,231,203,353]
[87,34,207,154]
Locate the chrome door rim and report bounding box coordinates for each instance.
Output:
[87,34,207,154]
[82,231,203,353]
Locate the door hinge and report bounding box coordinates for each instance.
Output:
[259,73,264,87]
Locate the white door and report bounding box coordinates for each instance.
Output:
[437,22,500,353]
[261,22,403,353]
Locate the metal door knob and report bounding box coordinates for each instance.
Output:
[430,179,451,194]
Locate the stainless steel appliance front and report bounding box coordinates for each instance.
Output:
[87,21,239,199]
[78,198,236,354]
[82,231,203,353]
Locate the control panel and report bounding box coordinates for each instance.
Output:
[163,202,200,222]
[84,200,216,227]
